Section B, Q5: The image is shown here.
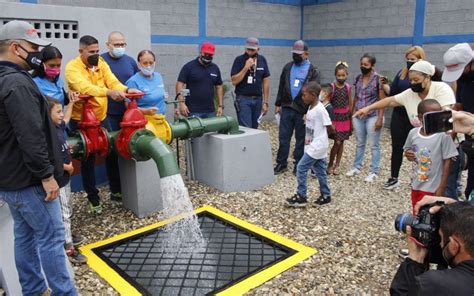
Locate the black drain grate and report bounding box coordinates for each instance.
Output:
[92,212,295,296]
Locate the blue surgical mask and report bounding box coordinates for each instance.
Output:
[141,65,155,76]
[112,47,125,58]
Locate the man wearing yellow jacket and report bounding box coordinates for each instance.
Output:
[66,35,139,214]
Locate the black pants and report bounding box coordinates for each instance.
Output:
[390,107,412,179]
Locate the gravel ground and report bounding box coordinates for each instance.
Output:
[71,122,465,295]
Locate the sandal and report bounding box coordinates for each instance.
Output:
[333,166,340,175]
[327,166,334,175]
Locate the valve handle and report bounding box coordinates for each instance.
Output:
[125,92,145,99]
[78,94,93,100]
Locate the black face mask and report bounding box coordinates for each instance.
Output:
[17,44,42,70]
[292,53,303,65]
[410,82,425,93]
[87,54,100,67]
[441,240,455,268]
[336,78,346,84]
[360,67,371,75]
[200,55,213,65]
[406,61,415,70]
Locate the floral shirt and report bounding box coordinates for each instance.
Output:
[354,71,381,117]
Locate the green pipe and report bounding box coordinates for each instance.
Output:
[170,115,242,140]
[129,130,180,178]
[67,132,86,160]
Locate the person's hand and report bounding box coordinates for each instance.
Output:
[353,107,370,119]
[404,149,416,162]
[406,226,429,264]
[374,118,383,130]
[179,102,189,117]
[275,106,281,114]
[449,110,474,135]
[42,176,59,202]
[245,58,255,70]
[141,107,158,116]
[67,91,80,104]
[107,89,127,102]
[414,195,456,215]
[126,88,142,94]
[262,102,269,115]
[379,76,388,85]
[64,163,74,175]
[216,106,223,117]
[434,188,445,198]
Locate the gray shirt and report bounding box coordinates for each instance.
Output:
[403,127,458,192]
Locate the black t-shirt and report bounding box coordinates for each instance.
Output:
[56,121,71,186]
[177,58,223,113]
[230,54,270,97]
[456,74,474,113]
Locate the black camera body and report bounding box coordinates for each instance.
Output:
[395,202,444,264]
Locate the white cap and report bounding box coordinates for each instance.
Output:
[442,43,474,82]
[410,60,435,76]
[0,20,50,46]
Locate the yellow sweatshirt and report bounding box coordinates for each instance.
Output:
[65,56,127,121]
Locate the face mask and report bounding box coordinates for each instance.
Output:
[17,44,42,70]
[292,53,303,65]
[410,81,425,93]
[200,55,213,65]
[87,54,100,67]
[406,61,415,70]
[360,67,371,75]
[140,65,155,76]
[44,66,61,78]
[112,47,125,58]
[336,78,346,84]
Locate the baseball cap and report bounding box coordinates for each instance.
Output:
[245,37,259,50]
[0,20,50,47]
[442,43,474,82]
[410,60,436,76]
[291,40,308,54]
[200,42,215,55]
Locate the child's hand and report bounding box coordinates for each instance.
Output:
[67,91,80,104]
[404,150,416,162]
[64,163,74,175]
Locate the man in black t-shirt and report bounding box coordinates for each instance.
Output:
[176,42,223,118]
[230,37,270,128]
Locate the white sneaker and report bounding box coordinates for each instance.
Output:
[345,168,360,177]
[364,173,378,182]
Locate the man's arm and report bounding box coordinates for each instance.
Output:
[65,62,109,97]
[231,58,254,86]
[175,81,189,116]
[262,77,270,115]
[274,65,287,113]
[216,84,224,116]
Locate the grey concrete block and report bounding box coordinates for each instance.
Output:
[192,127,275,192]
[119,158,163,218]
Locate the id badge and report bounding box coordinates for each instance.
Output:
[294,79,300,87]
[247,76,253,84]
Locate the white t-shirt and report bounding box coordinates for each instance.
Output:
[305,103,332,159]
[394,81,455,127]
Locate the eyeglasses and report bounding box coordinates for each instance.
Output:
[336,60,349,68]
[112,43,127,48]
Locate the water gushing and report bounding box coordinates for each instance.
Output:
[159,174,206,255]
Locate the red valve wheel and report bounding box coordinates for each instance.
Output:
[125,92,145,99]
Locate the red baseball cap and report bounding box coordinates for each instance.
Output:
[201,42,215,55]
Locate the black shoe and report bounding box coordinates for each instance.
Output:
[274,164,288,175]
[313,195,331,206]
[72,234,85,246]
[285,194,307,207]
[383,178,400,190]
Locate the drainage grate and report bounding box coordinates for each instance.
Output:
[81,206,317,295]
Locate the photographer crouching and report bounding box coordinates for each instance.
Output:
[390,196,474,295]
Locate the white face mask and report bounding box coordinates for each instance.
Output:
[318,94,325,102]
[140,65,155,76]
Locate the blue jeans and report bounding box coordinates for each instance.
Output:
[276,107,305,167]
[236,95,262,129]
[297,153,331,198]
[0,186,77,295]
[352,116,382,174]
[189,112,215,119]
[445,146,464,200]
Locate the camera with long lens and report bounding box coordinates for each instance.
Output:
[394,202,444,264]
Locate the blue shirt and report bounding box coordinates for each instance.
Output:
[177,58,223,113]
[290,60,310,99]
[33,76,66,105]
[126,72,166,115]
[230,54,270,97]
[101,52,139,115]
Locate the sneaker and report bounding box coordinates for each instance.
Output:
[398,248,409,260]
[110,192,122,202]
[313,195,331,206]
[383,178,400,190]
[66,248,87,264]
[364,173,378,182]
[285,194,307,208]
[88,201,102,214]
[345,168,360,177]
[72,234,85,246]
[274,164,288,175]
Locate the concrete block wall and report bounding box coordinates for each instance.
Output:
[424,0,474,35]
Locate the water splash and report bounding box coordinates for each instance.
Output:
[159,174,206,255]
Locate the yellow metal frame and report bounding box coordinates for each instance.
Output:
[80,205,317,296]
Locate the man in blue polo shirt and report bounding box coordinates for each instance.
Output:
[231,37,270,128]
[100,31,139,202]
[176,42,224,118]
